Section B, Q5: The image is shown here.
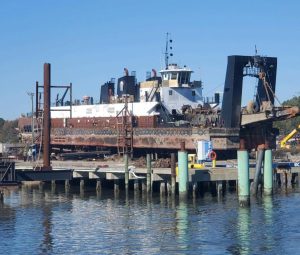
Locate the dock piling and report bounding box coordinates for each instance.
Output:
[124,154,129,191]
[263,149,273,195]
[178,142,188,198]
[134,179,139,192]
[171,153,176,195]
[146,154,152,193]
[114,179,120,193]
[65,180,70,188]
[252,149,264,196]
[96,179,101,192]
[216,181,223,196]
[237,150,250,206]
[80,179,85,190]
[160,182,166,196]
[192,182,198,198]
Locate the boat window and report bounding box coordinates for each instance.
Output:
[179,72,189,84]
[169,90,173,96]
[192,90,196,96]
[171,72,177,80]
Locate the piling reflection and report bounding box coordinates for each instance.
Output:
[262,196,275,252]
[236,207,251,255]
[175,200,189,251]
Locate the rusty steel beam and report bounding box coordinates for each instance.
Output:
[43,63,51,170]
[35,81,39,119]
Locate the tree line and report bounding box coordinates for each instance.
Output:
[0,118,19,143]
[273,96,300,135]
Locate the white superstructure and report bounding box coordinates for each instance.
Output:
[51,101,160,118]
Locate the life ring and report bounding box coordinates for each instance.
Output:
[208,150,217,161]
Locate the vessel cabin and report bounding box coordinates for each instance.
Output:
[160,63,193,87]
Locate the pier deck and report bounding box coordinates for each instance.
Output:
[14,159,300,183]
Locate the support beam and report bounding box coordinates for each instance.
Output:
[252,149,264,195]
[43,63,51,170]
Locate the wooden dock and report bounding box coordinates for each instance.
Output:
[13,159,300,194]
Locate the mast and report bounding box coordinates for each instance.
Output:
[164,33,173,69]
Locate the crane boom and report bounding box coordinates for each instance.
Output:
[280,124,300,148]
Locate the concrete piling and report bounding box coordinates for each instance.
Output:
[178,142,188,198]
[167,181,172,196]
[134,179,139,191]
[263,149,273,195]
[192,182,198,198]
[160,182,166,196]
[96,179,101,192]
[146,154,151,193]
[142,180,146,192]
[287,172,292,189]
[237,150,250,206]
[80,179,85,190]
[124,153,129,191]
[114,179,120,193]
[65,180,70,188]
[171,153,176,195]
[0,190,3,202]
[216,181,223,196]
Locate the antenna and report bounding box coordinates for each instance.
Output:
[164,33,173,69]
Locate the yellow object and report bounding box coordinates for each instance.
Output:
[280,124,300,148]
[212,159,216,168]
[175,163,205,176]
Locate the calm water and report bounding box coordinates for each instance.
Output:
[1,185,300,255]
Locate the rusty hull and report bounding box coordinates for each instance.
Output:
[50,127,240,150]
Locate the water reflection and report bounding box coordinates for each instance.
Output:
[176,200,189,251]
[236,207,251,255]
[1,185,300,254]
[261,196,276,253]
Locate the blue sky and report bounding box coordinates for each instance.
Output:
[0,0,299,120]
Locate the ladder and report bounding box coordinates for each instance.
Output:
[116,96,133,157]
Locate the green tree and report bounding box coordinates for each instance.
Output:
[274,96,300,135]
[0,119,19,143]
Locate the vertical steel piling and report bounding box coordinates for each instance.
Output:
[264,149,273,195]
[43,63,51,170]
[124,153,129,190]
[146,153,151,193]
[178,142,188,197]
[238,150,250,206]
[171,153,176,195]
